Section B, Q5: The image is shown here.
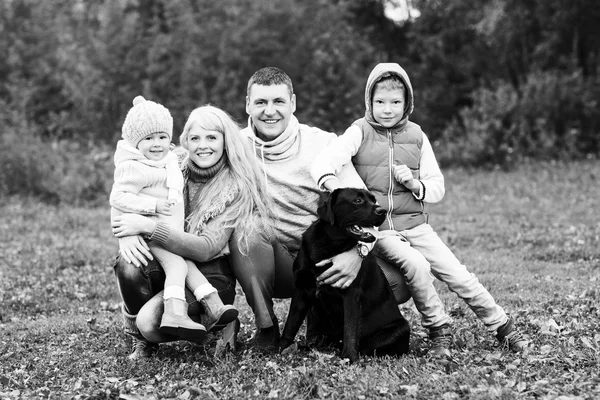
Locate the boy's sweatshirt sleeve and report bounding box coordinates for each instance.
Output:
[311,125,364,190]
[419,133,445,204]
[110,162,158,215]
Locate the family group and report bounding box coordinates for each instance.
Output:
[109,64,529,360]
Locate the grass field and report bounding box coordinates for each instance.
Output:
[1,160,599,399]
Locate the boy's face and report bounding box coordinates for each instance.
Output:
[185,123,225,169]
[137,132,171,161]
[246,83,296,142]
[372,84,406,128]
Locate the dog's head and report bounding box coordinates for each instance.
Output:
[317,188,387,243]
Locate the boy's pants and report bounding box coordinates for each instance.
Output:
[375,223,508,332]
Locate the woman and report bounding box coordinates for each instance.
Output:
[112,105,273,359]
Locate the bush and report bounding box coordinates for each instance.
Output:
[435,72,600,168]
[0,129,113,206]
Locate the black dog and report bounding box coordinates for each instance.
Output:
[279,188,410,362]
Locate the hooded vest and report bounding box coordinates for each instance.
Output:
[352,118,426,231]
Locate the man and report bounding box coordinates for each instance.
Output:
[232,67,409,350]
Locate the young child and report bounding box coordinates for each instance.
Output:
[311,63,529,356]
[110,96,238,341]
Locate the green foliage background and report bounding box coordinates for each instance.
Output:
[1,0,599,203]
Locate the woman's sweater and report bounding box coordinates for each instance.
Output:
[149,156,233,262]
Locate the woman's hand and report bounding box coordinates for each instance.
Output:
[112,213,156,238]
[118,235,153,267]
[315,247,362,289]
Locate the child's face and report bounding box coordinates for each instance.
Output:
[186,123,225,169]
[137,132,171,161]
[372,84,406,128]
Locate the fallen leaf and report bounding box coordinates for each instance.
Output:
[398,384,418,397]
[580,337,597,351]
[119,394,145,400]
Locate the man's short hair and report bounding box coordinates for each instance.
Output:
[247,67,294,98]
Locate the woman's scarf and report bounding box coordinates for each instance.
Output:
[181,156,238,235]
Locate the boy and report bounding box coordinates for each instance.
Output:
[311,63,529,355]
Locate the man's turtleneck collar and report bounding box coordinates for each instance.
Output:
[247,115,300,162]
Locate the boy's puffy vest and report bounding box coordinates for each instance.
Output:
[352,118,426,231]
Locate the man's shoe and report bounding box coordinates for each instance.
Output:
[128,340,158,360]
[496,316,529,352]
[252,325,280,352]
[428,324,453,357]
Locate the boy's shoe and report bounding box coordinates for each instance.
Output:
[428,324,453,357]
[496,316,529,352]
[128,340,158,360]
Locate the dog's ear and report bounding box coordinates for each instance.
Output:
[317,189,339,225]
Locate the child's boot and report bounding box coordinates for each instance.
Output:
[428,324,453,357]
[199,291,239,332]
[496,316,529,352]
[160,297,207,340]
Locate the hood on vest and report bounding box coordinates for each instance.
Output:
[364,63,414,131]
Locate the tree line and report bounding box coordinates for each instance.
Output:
[1,0,599,202]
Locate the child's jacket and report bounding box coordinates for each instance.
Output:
[110,140,185,228]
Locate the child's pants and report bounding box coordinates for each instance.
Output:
[149,243,190,292]
[149,242,214,298]
[375,223,508,332]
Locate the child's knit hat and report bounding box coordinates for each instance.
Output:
[122,96,173,147]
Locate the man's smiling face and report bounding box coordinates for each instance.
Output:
[246,83,296,142]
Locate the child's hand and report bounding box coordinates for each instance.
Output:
[156,199,175,216]
[393,164,420,192]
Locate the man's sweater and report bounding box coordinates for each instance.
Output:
[242,115,364,255]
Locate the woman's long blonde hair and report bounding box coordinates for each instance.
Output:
[180,105,273,252]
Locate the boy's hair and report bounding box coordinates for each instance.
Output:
[180,105,273,253]
[373,75,405,95]
[246,67,294,98]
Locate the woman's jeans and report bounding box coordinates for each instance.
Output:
[113,255,235,343]
[375,223,508,332]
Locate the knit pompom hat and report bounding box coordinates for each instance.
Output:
[122,96,173,147]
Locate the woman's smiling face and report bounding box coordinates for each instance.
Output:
[186,123,225,168]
